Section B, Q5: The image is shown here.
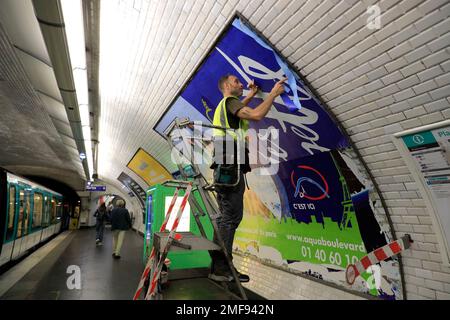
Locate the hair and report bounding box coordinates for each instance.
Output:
[218,74,233,93]
[116,199,125,208]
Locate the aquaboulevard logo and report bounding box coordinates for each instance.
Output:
[170,122,281,176]
[290,165,330,211]
[291,165,330,201]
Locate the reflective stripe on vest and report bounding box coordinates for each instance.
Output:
[212,96,248,140]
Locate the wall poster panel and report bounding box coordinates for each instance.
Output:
[154,14,401,299]
[127,148,173,187]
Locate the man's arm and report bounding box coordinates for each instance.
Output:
[237,78,286,121]
[241,80,258,106]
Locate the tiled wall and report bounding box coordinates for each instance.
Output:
[100,0,450,299]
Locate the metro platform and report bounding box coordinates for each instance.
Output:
[0,228,263,300]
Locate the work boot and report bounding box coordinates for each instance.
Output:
[208,272,233,282]
[234,270,250,283]
[208,267,233,282]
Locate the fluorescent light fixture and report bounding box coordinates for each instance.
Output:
[61,0,93,180]
[82,126,91,142]
[79,105,90,125]
[73,68,89,105]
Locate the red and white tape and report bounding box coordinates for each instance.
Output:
[145,183,193,300]
[346,234,413,285]
[133,187,180,300]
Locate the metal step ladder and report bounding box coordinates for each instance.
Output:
[133,118,248,300]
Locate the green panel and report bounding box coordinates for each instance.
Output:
[144,184,213,270]
[402,130,436,148]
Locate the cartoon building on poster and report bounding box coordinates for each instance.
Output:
[155,16,402,299]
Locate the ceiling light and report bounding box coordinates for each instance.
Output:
[60,0,93,180]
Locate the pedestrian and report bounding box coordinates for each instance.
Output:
[110,199,132,259]
[209,74,286,282]
[94,202,107,245]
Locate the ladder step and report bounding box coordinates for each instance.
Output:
[153,232,221,252]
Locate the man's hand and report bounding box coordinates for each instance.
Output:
[247,79,258,97]
[242,79,258,106]
[270,78,287,97]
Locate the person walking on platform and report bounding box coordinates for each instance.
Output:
[209,74,286,282]
[110,199,132,259]
[94,202,107,245]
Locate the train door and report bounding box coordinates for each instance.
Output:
[49,196,56,234]
[0,183,17,266]
[0,170,6,256]
[41,193,51,241]
[16,187,26,238]
[54,197,63,234]
[11,186,31,259]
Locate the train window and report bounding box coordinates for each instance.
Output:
[5,186,16,242]
[51,199,57,224]
[56,201,63,219]
[42,196,50,227]
[32,193,43,228]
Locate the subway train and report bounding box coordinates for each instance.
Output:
[0,169,63,268]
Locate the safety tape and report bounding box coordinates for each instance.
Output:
[345,234,413,285]
[133,187,180,300]
[145,183,193,300]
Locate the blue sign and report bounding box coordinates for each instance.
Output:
[155,18,348,159]
[86,185,106,191]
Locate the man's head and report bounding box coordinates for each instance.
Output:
[116,199,125,208]
[218,74,244,97]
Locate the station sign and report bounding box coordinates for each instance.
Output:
[86,185,106,192]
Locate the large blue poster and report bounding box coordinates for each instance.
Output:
[154,16,400,299]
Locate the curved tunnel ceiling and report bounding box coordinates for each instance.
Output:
[97,0,450,199]
[0,0,449,202]
[0,0,86,190]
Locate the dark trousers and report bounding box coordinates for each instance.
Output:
[211,172,245,273]
[95,220,105,241]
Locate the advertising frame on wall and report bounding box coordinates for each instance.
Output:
[117,171,147,209]
[126,148,173,187]
[153,12,404,299]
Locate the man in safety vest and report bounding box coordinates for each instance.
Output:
[209,74,286,282]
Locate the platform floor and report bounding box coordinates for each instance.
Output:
[0,228,261,300]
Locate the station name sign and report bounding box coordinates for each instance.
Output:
[86,185,106,191]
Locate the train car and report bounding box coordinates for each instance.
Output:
[0,169,63,268]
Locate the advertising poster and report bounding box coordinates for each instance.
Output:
[117,172,147,209]
[127,148,173,187]
[154,16,400,299]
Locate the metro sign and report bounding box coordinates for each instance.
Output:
[86,185,106,192]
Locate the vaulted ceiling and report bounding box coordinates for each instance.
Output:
[0,0,449,200]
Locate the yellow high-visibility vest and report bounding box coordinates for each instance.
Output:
[212,96,249,140]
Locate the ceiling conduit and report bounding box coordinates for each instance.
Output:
[32,0,90,181]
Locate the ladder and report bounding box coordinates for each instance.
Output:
[133,117,248,300]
